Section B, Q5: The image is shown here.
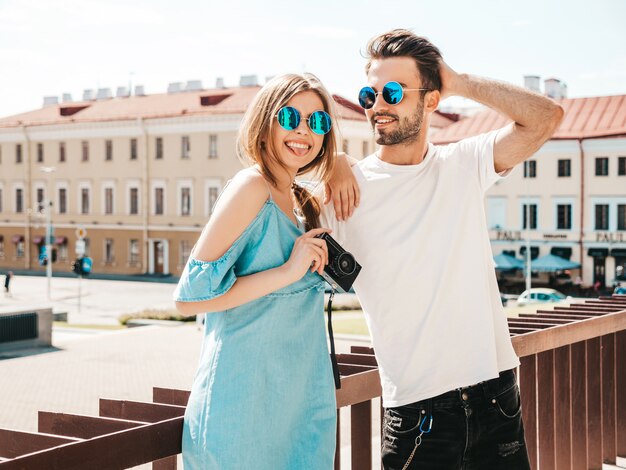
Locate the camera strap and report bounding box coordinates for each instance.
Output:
[327,290,341,389]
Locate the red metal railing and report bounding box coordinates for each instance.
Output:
[0,295,625,469]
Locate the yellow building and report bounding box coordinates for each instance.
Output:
[0,83,374,277]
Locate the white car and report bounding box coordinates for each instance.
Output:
[517,288,571,306]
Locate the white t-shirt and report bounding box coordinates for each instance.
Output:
[320,130,520,408]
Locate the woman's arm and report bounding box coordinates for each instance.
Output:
[175,170,330,316]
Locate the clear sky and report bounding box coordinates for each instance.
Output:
[1,0,624,117]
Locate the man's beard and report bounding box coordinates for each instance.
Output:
[371,100,425,146]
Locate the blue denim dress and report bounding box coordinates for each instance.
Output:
[173,198,336,469]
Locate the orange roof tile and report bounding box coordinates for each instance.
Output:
[0,87,367,128]
[431,95,626,144]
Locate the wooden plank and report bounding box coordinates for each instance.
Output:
[351,401,372,469]
[350,346,374,355]
[587,337,602,469]
[554,346,571,470]
[152,456,177,470]
[570,341,587,470]
[0,417,182,470]
[0,429,81,459]
[336,353,378,367]
[38,412,145,439]
[336,369,382,408]
[617,330,626,457]
[153,388,190,407]
[537,350,556,470]
[337,363,377,375]
[99,399,185,423]
[519,355,538,470]
[601,334,616,465]
[512,310,626,358]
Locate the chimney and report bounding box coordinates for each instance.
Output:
[239,75,259,87]
[116,86,130,97]
[83,89,95,101]
[186,80,203,91]
[167,82,184,93]
[96,88,112,100]
[215,77,225,88]
[544,78,567,99]
[43,96,59,107]
[134,85,145,96]
[62,93,73,103]
[523,75,541,93]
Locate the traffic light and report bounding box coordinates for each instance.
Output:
[71,258,83,275]
[51,248,57,263]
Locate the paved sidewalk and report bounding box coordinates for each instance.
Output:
[0,324,380,469]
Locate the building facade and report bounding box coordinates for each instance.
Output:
[0,85,375,277]
[433,94,626,288]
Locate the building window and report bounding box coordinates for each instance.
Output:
[181,136,190,159]
[595,204,609,230]
[82,141,89,162]
[616,257,626,281]
[105,140,113,161]
[557,204,572,230]
[129,187,139,215]
[180,240,191,266]
[15,188,23,213]
[342,140,349,154]
[81,188,90,214]
[523,160,536,178]
[0,239,4,259]
[58,242,68,261]
[129,239,140,265]
[209,135,218,159]
[104,238,114,263]
[619,157,626,176]
[58,188,67,214]
[154,187,164,215]
[105,187,114,215]
[16,240,24,258]
[156,137,163,159]
[595,157,608,176]
[207,186,219,216]
[37,143,44,163]
[618,204,626,231]
[16,144,22,163]
[0,188,3,213]
[59,142,66,162]
[557,159,570,177]
[130,138,138,160]
[181,187,191,216]
[522,204,537,229]
[36,188,45,212]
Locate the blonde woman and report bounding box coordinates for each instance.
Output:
[174,74,348,469]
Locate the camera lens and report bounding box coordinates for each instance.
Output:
[335,252,356,276]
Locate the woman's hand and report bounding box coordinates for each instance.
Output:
[324,152,360,221]
[283,227,331,282]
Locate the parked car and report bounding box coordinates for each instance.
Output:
[517,288,571,306]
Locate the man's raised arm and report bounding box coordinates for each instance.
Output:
[439,61,564,173]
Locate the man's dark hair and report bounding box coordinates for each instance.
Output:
[365,29,443,91]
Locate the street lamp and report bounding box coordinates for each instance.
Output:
[40,166,56,301]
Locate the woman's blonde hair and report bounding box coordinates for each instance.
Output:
[237,73,338,230]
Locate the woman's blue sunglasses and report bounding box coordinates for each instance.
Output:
[276,106,332,135]
[358,81,431,109]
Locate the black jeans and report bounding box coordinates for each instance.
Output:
[382,369,531,470]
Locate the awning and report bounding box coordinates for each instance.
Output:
[54,236,68,245]
[494,253,524,271]
[530,253,581,272]
[32,236,44,245]
[611,248,626,257]
[550,247,572,260]
[11,235,24,243]
[588,248,609,258]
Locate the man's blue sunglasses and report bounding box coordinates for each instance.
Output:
[358,81,432,109]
